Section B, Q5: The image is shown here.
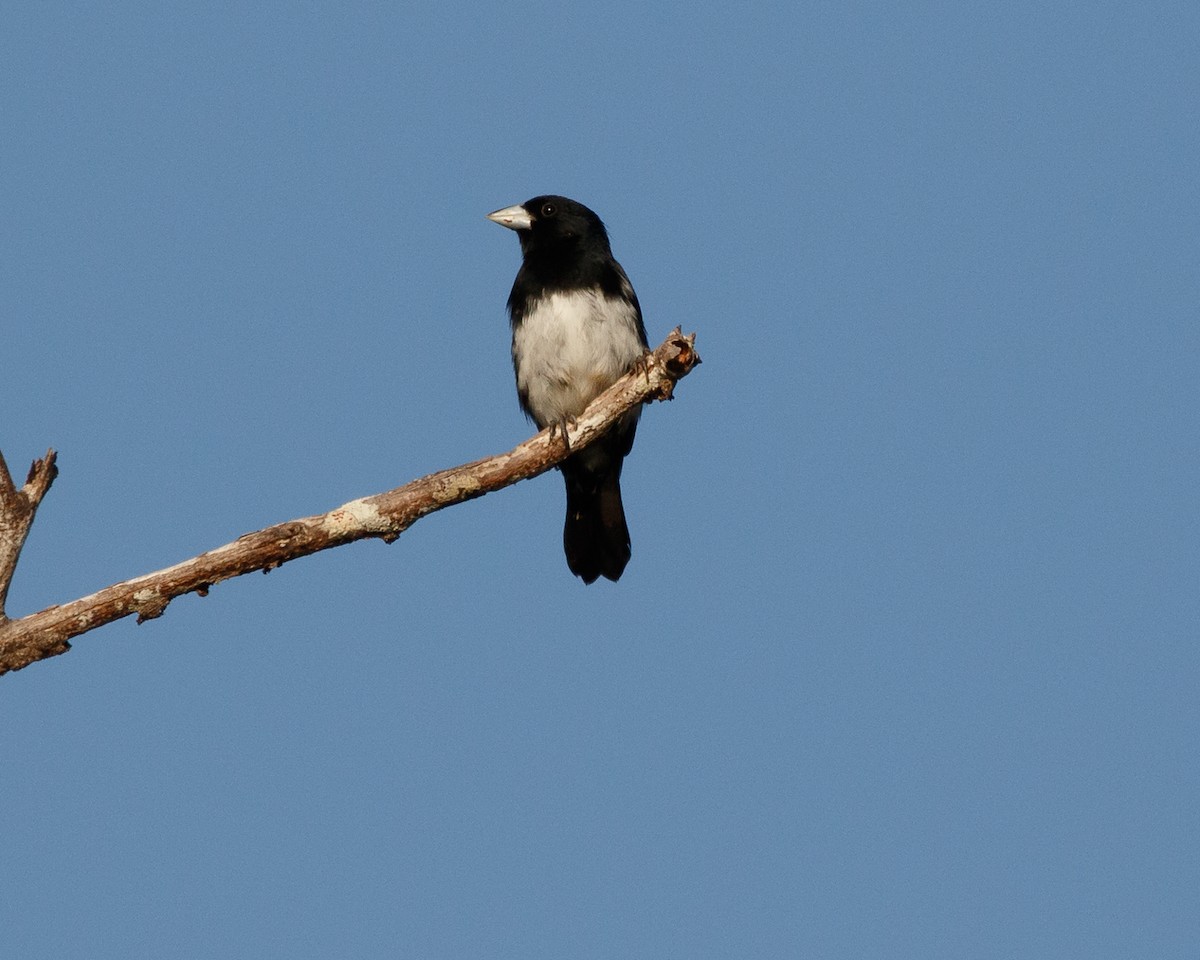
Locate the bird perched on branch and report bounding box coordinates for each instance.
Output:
[487,195,649,583]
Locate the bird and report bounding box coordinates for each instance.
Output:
[487,195,649,584]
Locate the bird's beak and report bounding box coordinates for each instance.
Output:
[486,204,533,231]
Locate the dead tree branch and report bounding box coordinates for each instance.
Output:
[0,329,699,676]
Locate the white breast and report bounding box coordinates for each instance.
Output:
[513,290,645,427]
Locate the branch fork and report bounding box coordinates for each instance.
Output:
[0,450,58,623]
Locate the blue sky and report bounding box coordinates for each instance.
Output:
[3,2,1198,957]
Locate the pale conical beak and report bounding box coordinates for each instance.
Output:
[486,204,533,230]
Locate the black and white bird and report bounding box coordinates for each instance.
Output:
[487,195,649,584]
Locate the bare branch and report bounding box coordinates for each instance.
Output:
[0,330,699,676]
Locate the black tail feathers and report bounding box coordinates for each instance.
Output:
[562,464,631,584]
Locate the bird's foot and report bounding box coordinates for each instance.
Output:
[632,350,654,386]
[549,417,578,454]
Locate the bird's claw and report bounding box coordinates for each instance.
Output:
[549,417,577,454]
[633,350,653,386]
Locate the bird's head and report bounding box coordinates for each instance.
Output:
[487,195,611,259]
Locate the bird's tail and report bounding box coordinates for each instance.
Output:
[562,464,631,584]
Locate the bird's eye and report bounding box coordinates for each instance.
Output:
[540,202,556,218]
